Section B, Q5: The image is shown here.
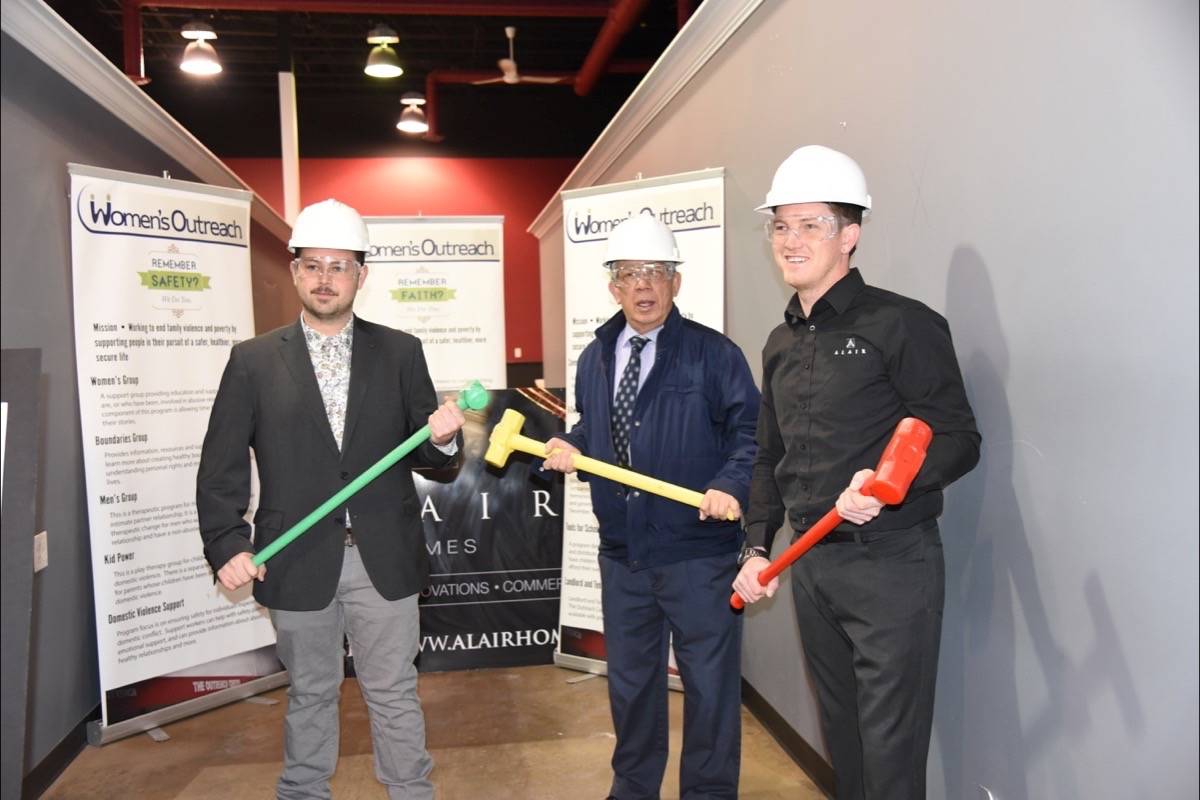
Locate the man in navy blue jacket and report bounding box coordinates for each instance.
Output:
[543,213,759,800]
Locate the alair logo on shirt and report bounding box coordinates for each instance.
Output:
[833,337,868,356]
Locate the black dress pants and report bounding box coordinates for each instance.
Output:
[791,520,944,800]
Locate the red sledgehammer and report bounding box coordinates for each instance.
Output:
[730,417,934,610]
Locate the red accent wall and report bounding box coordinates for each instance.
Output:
[225,157,576,363]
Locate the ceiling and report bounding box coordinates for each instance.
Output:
[46,0,692,158]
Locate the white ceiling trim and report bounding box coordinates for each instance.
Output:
[527,0,764,239]
[2,0,291,242]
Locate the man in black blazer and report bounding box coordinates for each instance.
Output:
[197,199,464,800]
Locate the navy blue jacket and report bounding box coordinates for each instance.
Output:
[560,306,760,570]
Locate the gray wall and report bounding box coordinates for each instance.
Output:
[537,0,1199,795]
[1,33,292,777]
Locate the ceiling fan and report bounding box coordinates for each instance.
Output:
[472,26,568,86]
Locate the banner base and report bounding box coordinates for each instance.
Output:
[554,652,682,691]
[87,670,289,746]
[554,651,607,676]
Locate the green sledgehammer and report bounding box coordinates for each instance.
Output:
[251,380,489,566]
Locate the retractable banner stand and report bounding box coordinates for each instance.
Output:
[414,387,566,671]
[556,169,726,675]
[356,217,560,670]
[69,165,281,742]
[358,216,507,391]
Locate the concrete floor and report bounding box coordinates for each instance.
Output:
[44,665,823,799]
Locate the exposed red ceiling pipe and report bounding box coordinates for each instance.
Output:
[122,0,610,83]
[572,0,651,97]
[418,58,652,142]
[133,1,609,15]
[123,0,148,84]
[420,68,571,142]
[120,0,657,142]
[422,70,492,143]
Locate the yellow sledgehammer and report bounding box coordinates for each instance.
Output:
[484,408,737,520]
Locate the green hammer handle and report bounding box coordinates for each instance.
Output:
[251,381,488,567]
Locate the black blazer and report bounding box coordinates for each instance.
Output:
[196,317,459,611]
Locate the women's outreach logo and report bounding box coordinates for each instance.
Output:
[76,185,247,247]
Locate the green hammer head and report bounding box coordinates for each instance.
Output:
[457,380,490,411]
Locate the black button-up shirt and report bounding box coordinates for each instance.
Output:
[745,269,980,551]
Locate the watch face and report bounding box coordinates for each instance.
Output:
[738,548,764,565]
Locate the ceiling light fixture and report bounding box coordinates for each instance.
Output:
[180,20,217,41]
[180,21,221,76]
[364,25,402,78]
[396,92,428,135]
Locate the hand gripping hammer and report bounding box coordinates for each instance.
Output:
[485,408,737,520]
[730,417,933,610]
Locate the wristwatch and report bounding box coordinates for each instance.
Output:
[737,546,769,566]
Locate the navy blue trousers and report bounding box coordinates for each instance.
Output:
[599,551,742,800]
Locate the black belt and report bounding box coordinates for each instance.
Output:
[812,519,937,546]
[813,529,864,545]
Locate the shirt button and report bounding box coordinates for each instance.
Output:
[632,491,640,497]
[634,420,640,427]
[803,362,811,370]
[799,444,807,451]
[340,471,350,480]
[809,324,816,332]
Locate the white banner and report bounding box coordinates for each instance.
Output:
[359,216,506,392]
[556,169,725,669]
[69,165,272,725]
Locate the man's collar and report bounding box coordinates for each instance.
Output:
[596,304,682,345]
[300,312,355,343]
[785,269,865,323]
[618,323,663,348]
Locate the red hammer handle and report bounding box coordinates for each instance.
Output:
[730,507,843,610]
[729,417,933,610]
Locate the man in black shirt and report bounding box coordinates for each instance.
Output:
[732,145,980,799]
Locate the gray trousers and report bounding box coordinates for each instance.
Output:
[270,545,433,800]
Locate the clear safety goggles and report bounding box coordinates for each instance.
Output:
[765,215,839,244]
[291,255,361,279]
[609,262,677,288]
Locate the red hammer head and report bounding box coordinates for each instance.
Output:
[861,418,934,505]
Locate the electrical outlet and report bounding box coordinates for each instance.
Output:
[513,346,523,359]
[33,530,49,572]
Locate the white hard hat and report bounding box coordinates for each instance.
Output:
[755,145,872,215]
[288,199,371,253]
[603,213,682,267]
